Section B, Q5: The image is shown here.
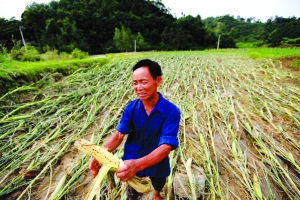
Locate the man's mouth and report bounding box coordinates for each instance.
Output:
[138,93,147,97]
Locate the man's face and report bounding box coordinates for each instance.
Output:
[132,67,162,101]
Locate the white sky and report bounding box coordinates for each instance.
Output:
[0,0,299,22]
[162,0,300,22]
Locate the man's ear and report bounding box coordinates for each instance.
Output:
[156,76,162,86]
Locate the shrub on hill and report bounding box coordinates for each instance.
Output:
[0,44,10,63]
[10,44,41,61]
[71,48,89,59]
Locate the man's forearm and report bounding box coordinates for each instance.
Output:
[136,144,172,171]
[115,144,172,182]
[103,130,124,152]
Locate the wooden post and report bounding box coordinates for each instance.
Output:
[217,35,220,50]
[19,26,27,52]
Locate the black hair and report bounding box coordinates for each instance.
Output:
[132,59,162,80]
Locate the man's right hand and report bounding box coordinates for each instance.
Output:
[89,158,101,178]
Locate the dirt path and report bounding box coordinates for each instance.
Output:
[89,54,106,58]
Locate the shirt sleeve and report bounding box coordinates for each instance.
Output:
[116,102,133,134]
[158,106,181,150]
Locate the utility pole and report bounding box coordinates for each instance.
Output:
[19,26,27,52]
[217,35,220,50]
[134,40,136,52]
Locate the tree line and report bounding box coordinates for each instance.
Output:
[1,0,300,54]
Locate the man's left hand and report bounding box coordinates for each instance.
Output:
[116,159,140,182]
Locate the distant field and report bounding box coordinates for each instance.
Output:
[0,50,300,199]
[0,58,109,95]
[247,48,300,59]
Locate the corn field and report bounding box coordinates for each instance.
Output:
[0,52,300,199]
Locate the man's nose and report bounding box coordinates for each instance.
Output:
[137,83,142,90]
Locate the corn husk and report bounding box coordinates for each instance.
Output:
[74,138,153,195]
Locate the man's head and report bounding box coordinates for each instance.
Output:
[132,59,162,80]
[132,59,162,102]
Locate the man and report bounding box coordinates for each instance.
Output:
[89,59,181,200]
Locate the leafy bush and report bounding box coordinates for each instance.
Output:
[283,37,300,45]
[41,50,60,60]
[71,48,89,59]
[10,42,22,60]
[41,50,72,61]
[60,52,72,60]
[253,42,264,47]
[10,44,41,62]
[0,44,10,63]
[219,34,236,48]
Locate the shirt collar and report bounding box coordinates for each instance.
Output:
[137,92,165,114]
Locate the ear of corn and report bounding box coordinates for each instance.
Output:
[74,138,120,170]
[127,176,153,193]
[74,138,153,195]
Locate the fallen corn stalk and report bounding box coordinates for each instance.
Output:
[85,165,112,200]
[74,138,153,195]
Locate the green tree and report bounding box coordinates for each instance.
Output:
[113,25,134,52]
[113,26,122,50]
[264,16,300,46]
[219,34,236,48]
[269,29,282,46]
[22,3,53,52]
[161,15,210,50]
[0,18,22,50]
[135,32,148,51]
[203,15,265,43]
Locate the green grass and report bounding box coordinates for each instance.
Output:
[236,42,261,48]
[0,57,108,94]
[0,58,108,78]
[291,59,300,70]
[247,48,300,59]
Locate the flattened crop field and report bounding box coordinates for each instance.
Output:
[1,52,300,199]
